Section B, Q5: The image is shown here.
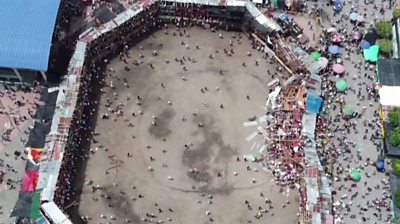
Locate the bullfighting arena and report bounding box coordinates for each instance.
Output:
[78,27,299,224]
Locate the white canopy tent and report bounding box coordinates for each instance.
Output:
[41,202,73,224]
[379,86,400,107]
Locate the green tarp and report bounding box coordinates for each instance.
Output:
[30,189,42,221]
[363,45,380,62]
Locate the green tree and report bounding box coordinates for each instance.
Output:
[393,160,400,176]
[395,188,400,208]
[389,109,400,127]
[394,9,400,19]
[376,21,393,38]
[390,130,400,147]
[379,39,393,55]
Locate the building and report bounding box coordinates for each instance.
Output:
[0,0,61,84]
[392,17,400,58]
[377,59,400,156]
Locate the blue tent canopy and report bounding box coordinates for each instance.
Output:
[306,94,323,114]
[349,12,358,21]
[279,13,288,22]
[334,0,343,11]
[328,45,340,54]
[376,160,385,171]
[0,0,61,71]
[360,40,371,49]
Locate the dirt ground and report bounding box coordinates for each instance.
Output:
[78,26,299,224]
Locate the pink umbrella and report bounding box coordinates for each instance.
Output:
[332,35,344,43]
[352,31,362,40]
[332,64,345,74]
[357,16,364,23]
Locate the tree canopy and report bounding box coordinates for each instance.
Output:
[394,9,400,19]
[379,39,393,55]
[390,130,400,147]
[394,160,400,176]
[390,109,400,127]
[376,21,393,38]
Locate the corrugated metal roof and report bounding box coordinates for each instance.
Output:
[245,1,261,17]
[0,0,61,71]
[301,113,316,137]
[255,14,282,32]
[41,202,72,224]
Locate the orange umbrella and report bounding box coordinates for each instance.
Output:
[28,148,43,162]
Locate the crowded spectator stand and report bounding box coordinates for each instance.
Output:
[9,0,334,223]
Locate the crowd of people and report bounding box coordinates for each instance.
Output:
[316,58,391,222]
[315,55,391,223]
[51,2,303,222]
[300,0,393,222]
[53,1,161,213]
[262,108,305,186]
[39,0,396,223]
[77,28,298,223]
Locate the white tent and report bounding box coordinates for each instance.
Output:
[227,0,246,6]
[379,86,400,107]
[41,202,73,224]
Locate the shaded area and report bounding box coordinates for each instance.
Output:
[184,114,238,184]
[66,65,105,224]
[93,6,115,24]
[110,2,125,14]
[26,122,51,149]
[148,108,175,138]
[38,88,59,105]
[99,185,142,223]
[11,192,35,218]
[187,170,212,182]
[35,105,56,121]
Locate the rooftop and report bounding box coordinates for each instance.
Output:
[378,59,400,86]
[0,0,61,71]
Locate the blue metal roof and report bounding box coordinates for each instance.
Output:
[0,0,61,71]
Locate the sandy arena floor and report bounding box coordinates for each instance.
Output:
[78,27,299,224]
